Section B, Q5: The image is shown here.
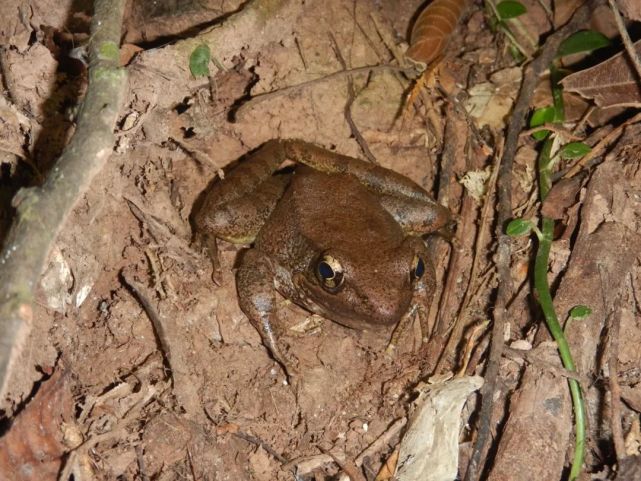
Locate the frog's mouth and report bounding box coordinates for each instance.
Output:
[292,273,336,318]
[292,272,405,330]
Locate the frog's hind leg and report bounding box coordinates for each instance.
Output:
[193,142,292,283]
[194,174,289,284]
[236,249,296,380]
[280,139,451,235]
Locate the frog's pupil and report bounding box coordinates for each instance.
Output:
[318,261,334,279]
[415,257,425,278]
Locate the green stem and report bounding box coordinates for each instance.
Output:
[536,137,585,480]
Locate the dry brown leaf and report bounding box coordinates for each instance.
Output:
[0,368,76,481]
[541,172,586,219]
[561,39,641,108]
[619,0,641,22]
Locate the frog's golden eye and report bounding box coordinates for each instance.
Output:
[315,255,344,291]
[410,255,425,282]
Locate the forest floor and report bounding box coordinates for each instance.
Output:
[0,0,640,480]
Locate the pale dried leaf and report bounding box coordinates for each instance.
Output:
[465,67,521,129]
[459,167,492,202]
[395,376,484,481]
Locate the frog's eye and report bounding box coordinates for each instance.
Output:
[315,255,344,291]
[410,255,425,282]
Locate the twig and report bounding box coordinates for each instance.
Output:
[606,271,628,463]
[136,445,149,481]
[503,346,587,384]
[168,137,225,177]
[0,0,127,401]
[120,272,174,386]
[328,33,377,163]
[321,447,367,481]
[463,3,596,479]
[519,123,582,140]
[609,0,641,83]
[233,430,288,464]
[187,448,197,481]
[287,417,407,476]
[434,136,502,375]
[233,64,412,121]
[428,110,470,371]
[354,417,406,466]
[562,110,641,179]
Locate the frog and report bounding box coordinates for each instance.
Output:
[193,139,451,374]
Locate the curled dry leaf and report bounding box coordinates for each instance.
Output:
[405,0,468,70]
[0,368,76,481]
[561,39,641,108]
[395,376,484,481]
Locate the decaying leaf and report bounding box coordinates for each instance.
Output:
[541,172,586,219]
[459,166,492,201]
[405,0,468,70]
[395,376,484,481]
[618,0,641,22]
[0,368,76,481]
[465,67,522,129]
[561,39,641,108]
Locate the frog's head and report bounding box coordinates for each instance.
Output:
[295,236,435,329]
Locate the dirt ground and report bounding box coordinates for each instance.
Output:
[0,0,640,480]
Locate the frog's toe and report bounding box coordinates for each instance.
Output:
[210,265,224,286]
[384,342,398,357]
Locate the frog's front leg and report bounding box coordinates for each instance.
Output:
[236,249,295,378]
[387,254,435,354]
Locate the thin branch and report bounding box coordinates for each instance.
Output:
[233,64,411,121]
[329,33,377,163]
[0,0,127,401]
[606,271,628,463]
[609,0,641,82]
[562,110,641,179]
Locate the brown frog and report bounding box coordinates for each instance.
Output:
[193,139,450,372]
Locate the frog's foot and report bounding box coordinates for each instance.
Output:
[266,335,300,385]
[386,293,432,355]
[385,304,419,356]
[193,232,224,286]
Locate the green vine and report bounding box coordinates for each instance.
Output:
[505,29,610,480]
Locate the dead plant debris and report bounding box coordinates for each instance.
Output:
[0,0,640,480]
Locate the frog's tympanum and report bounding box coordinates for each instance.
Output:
[193,139,451,371]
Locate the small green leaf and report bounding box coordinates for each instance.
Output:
[506,218,533,237]
[569,305,592,319]
[529,106,556,140]
[496,0,527,19]
[557,30,611,58]
[560,142,591,160]
[189,44,211,78]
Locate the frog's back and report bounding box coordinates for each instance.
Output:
[255,166,404,270]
